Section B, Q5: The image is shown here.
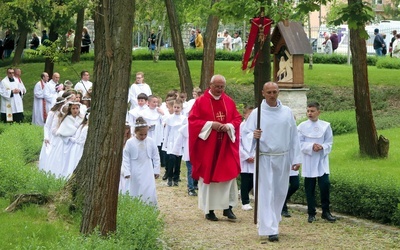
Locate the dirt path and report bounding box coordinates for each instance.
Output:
[156,174,399,249]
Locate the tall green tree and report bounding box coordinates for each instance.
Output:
[165,0,194,94]
[0,0,52,65]
[332,0,389,157]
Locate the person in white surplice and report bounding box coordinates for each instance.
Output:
[127,72,152,111]
[242,82,302,243]
[0,68,25,123]
[298,102,336,223]
[32,72,50,126]
[122,117,160,206]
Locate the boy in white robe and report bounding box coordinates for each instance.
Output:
[128,72,152,110]
[162,99,185,187]
[127,93,149,134]
[298,102,336,223]
[141,95,164,146]
[239,106,255,211]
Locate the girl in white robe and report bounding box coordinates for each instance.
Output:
[65,108,90,177]
[119,123,132,193]
[121,117,160,206]
[46,102,83,178]
[39,97,65,172]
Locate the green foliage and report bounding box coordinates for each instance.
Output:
[0,195,164,249]
[332,176,400,224]
[376,56,400,69]
[320,110,357,135]
[47,196,164,249]
[331,0,374,39]
[0,124,64,197]
[304,54,378,65]
[0,123,164,249]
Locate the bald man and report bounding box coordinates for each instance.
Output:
[44,72,60,110]
[243,82,302,243]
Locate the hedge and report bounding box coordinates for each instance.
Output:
[291,171,400,226]
[0,48,390,68]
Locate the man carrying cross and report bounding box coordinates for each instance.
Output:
[189,74,242,221]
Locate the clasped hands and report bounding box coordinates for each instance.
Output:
[12,88,21,94]
[211,121,229,132]
[312,143,323,152]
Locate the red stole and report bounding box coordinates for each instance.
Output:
[41,80,47,122]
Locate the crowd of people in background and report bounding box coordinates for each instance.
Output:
[0,27,91,60]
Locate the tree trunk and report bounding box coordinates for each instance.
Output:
[11,29,28,65]
[200,0,220,90]
[71,0,135,235]
[348,4,381,158]
[44,25,59,76]
[72,8,85,63]
[165,0,193,94]
[253,29,271,106]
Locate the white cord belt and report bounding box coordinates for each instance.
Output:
[259,151,288,156]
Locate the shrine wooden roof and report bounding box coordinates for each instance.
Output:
[271,21,313,55]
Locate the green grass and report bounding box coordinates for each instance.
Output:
[330,127,400,183]
[2,61,400,120]
[0,199,79,249]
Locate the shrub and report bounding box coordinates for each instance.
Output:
[331,173,400,225]
[0,124,63,197]
[49,195,164,249]
[376,56,400,69]
[304,54,378,65]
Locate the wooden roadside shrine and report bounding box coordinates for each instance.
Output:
[271,21,313,88]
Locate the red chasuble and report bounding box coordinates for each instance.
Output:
[188,90,242,184]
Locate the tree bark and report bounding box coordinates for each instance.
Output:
[348,3,381,158]
[71,8,85,63]
[164,0,194,94]
[200,0,220,90]
[11,29,28,66]
[71,0,135,235]
[44,24,59,76]
[253,29,271,106]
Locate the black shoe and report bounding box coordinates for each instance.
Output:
[173,181,179,186]
[167,179,172,187]
[188,190,197,196]
[268,234,279,242]
[308,215,316,223]
[281,210,291,218]
[162,173,168,180]
[321,212,337,222]
[205,211,218,221]
[223,208,237,220]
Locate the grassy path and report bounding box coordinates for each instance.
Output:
[156,173,400,249]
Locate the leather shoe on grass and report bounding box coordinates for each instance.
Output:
[308,215,316,223]
[205,211,218,221]
[223,208,237,220]
[281,210,291,218]
[268,235,279,242]
[322,212,337,222]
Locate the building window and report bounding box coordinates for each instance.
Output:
[374,0,383,4]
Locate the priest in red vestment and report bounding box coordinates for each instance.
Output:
[188,74,242,221]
